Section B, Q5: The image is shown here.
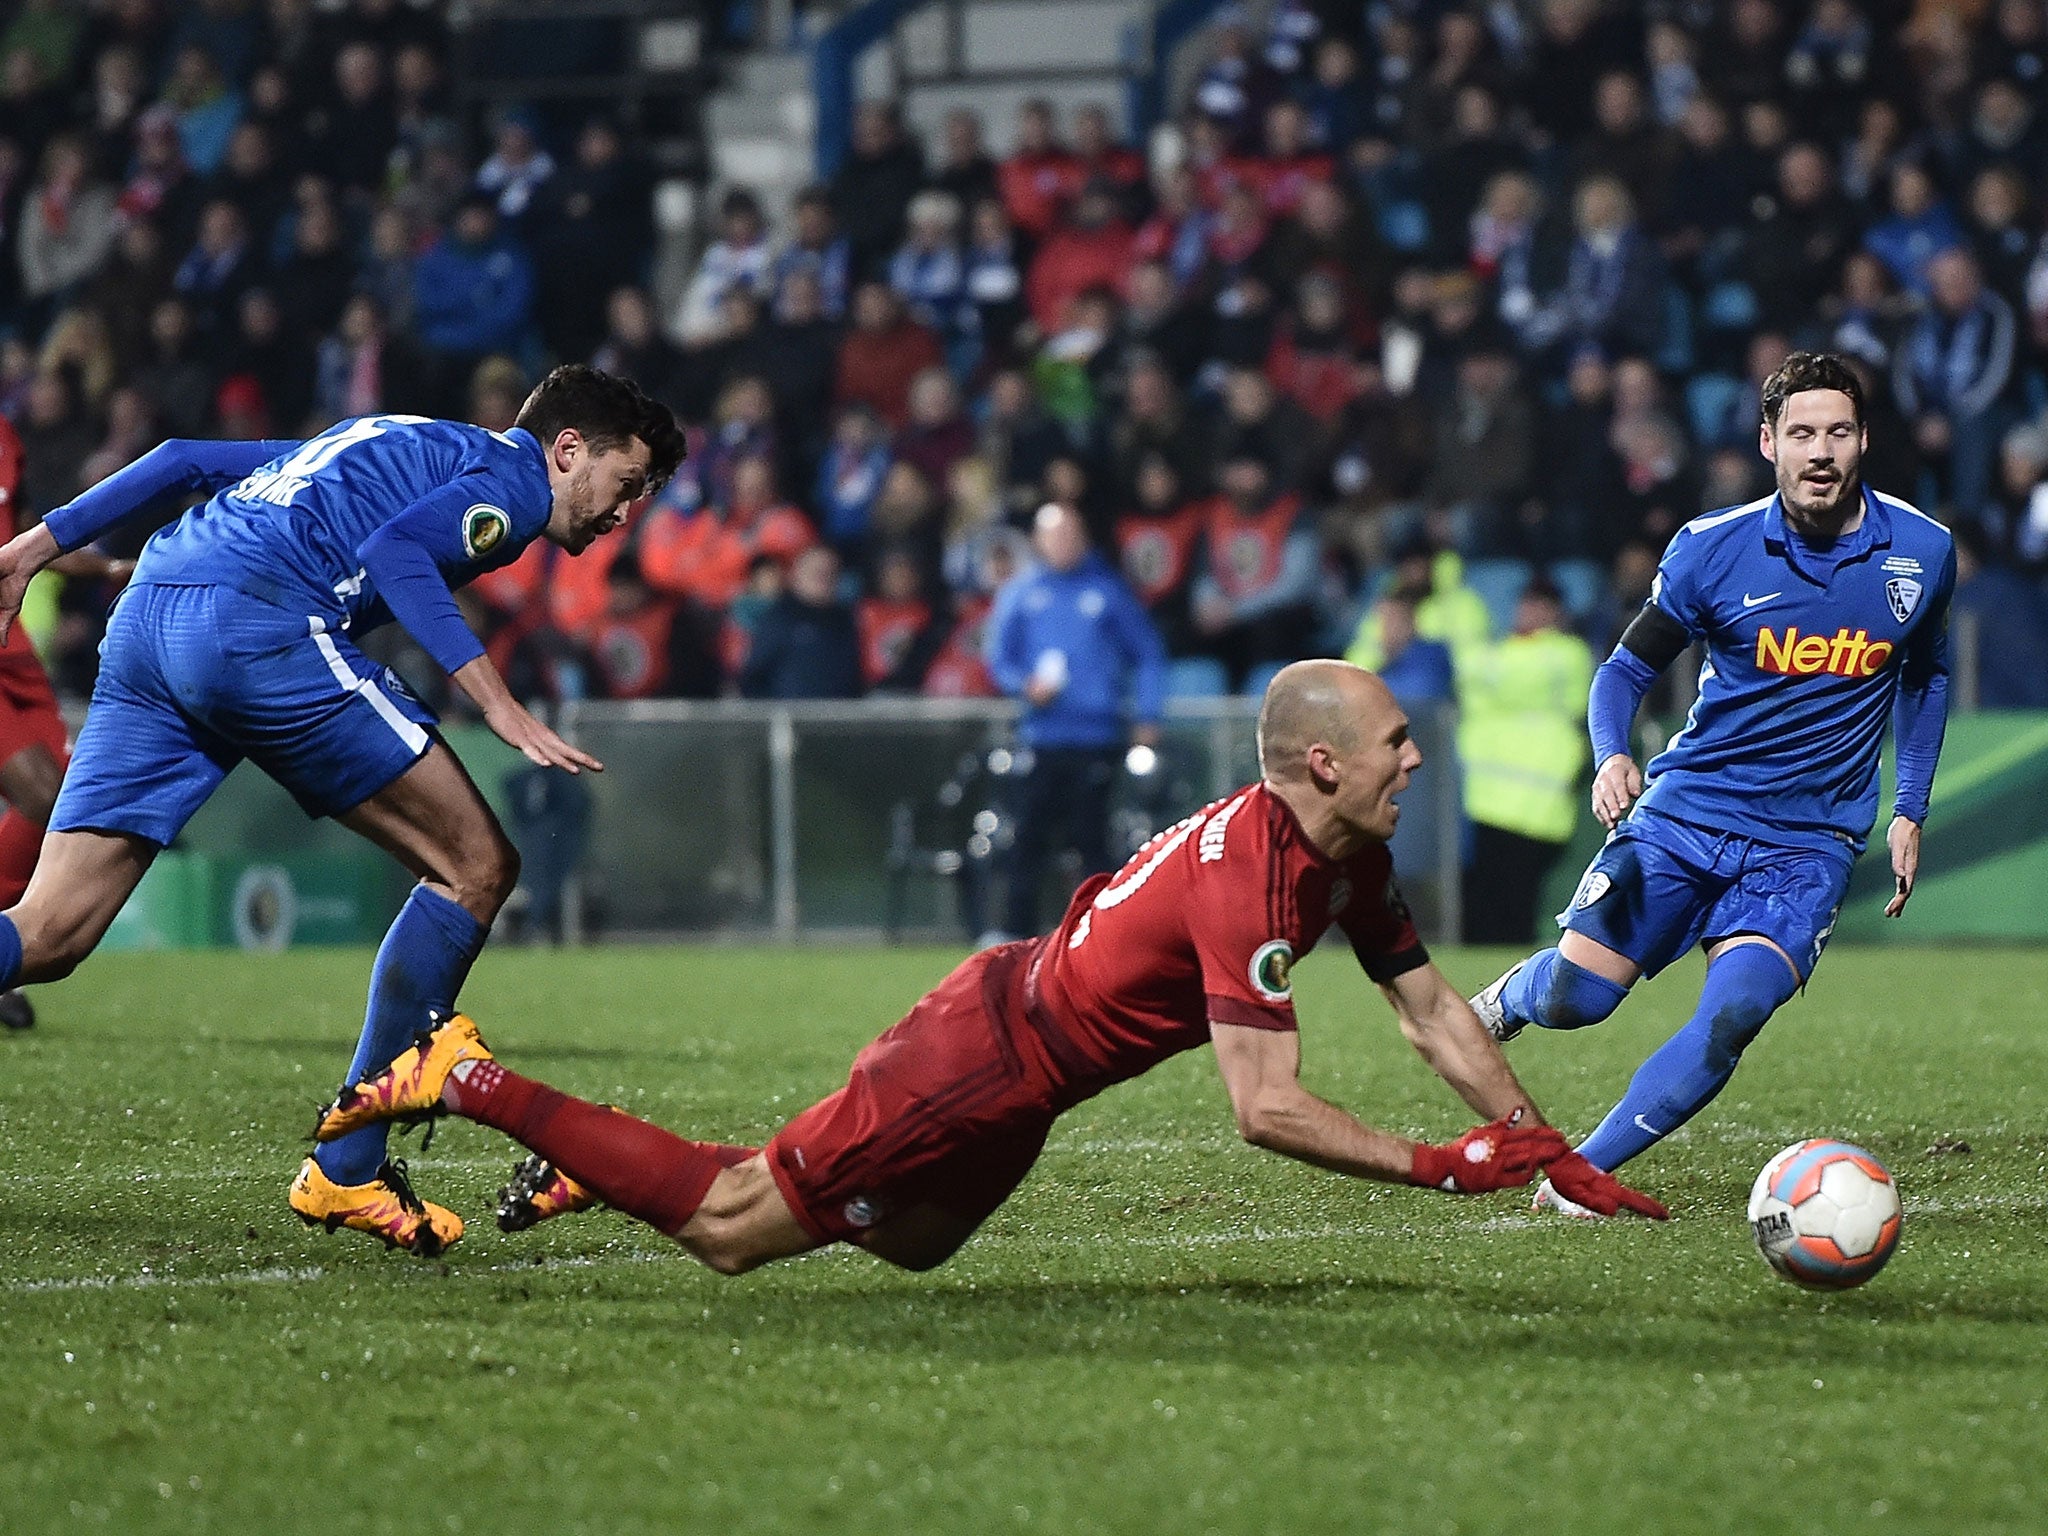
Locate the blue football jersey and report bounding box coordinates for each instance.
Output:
[1637,485,1954,852]
[135,415,551,635]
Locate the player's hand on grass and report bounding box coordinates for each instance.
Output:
[1591,753,1643,830]
[483,697,603,775]
[1541,1150,1669,1220]
[1884,815,1920,918]
[1410,1108,1570,1193]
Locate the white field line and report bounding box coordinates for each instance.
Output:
[4,1248,696,1295]
[19,1157,529,1187]
[7,1193,2040,1297]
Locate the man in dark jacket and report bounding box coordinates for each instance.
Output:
[830,102,925,282]
[740,544,863,699]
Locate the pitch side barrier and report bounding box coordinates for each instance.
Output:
[92,699,1458,949]
[549,696,1465,943]
[84,697,2047,950]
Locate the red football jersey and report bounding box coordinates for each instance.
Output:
[0,415,47,665]
[1025,781,1426,1102]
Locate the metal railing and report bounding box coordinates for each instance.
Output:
[549,696,1466,943]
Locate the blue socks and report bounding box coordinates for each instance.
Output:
[1502,948,1629,1031]
[1575,943,1800,1171]
[0,912,19,992]
[315,886,487,1186]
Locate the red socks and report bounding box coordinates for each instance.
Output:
[0,808,45,907]
[447,1060,753,1237]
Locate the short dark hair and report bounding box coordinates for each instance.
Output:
[1760,350,1863,430]
[515,364,686,492]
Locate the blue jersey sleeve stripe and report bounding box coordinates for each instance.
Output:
[1867,488,1949,534]
[1679,493,1774,537]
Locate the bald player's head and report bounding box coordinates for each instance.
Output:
[1256,659,1420,848]
[1256,660,1391,781]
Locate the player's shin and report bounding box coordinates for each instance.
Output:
[315,886,487,1186]
[1573,943,1799,1170]
[445,1058,756,1238]
[1501,948,1629,1032]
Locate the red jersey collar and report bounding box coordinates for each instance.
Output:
[1258,781,1343,869]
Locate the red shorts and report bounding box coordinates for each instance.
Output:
[766,940,1060,1245]
[0,644,66,767]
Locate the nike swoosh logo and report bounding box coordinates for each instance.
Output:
[1741,591,1782,609]
[1634,1114,1661,1136]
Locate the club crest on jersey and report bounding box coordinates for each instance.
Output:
[1573,871,1612,910]
[463,503,511,559]
[1885,577,1923,624]
[842,1196,881,1229]
[1327,877,1352,917]
[1249,940,1294,1002]
[1755,625,1894,678]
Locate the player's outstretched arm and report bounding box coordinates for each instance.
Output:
[1380,961,1541,1124]
[0,530,137,642]
[1378,965,1672,1219]
[451,654,602,775]
[1209,1020,1562,1192]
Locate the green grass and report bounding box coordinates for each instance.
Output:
[3,944,2046,1536]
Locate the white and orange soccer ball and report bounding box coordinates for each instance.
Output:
[1747,1139,1903,1289]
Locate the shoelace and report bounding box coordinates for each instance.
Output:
[378,1158,427,1216]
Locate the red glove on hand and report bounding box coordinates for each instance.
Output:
[1543,1150,1671,1220]
[1410,1109,1571,1193]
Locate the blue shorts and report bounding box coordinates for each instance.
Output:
[1559,808,1854,982]
[53,584,436,846]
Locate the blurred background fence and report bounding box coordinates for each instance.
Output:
[99,697,1464,948]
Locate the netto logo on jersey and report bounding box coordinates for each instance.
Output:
[1755,625,1894,679]
[1249,940,1294,1002]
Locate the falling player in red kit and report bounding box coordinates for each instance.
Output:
[317,660,1666,1270]
[0,418,130,1029]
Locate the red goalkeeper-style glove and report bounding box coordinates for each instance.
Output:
[1542,1149,1671,1220]
[1409,1108,1571,1194]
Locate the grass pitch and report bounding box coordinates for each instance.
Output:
[2,943,2045,1536]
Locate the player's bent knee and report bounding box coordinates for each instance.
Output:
[12,908,99,980]
[445,834,520,919]
[862,1205,976,1272]
[675,1160,815,1276]
[686,1237,761,1277]
[681,1216,782,1276]
[1532,952,1629,1030]
[482,837,521,908]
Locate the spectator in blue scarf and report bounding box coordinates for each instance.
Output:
[1895,246,2015,517]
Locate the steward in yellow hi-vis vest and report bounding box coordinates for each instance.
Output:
[1458,579,1592,943]
[1344,548,1492,672]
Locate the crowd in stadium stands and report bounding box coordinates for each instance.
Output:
[7,0,2048,722]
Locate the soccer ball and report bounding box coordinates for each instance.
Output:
[1747,1139,1902,1290]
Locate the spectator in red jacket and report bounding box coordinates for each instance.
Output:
[1070,104,1145,211]
[855,544,939,691]
[1230,100,1335,217]
[1026,181,1135,333]
[588,553,719,701]
[834,281,944,428]
[1265,271,1363,425]
[998,98,1079,238]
